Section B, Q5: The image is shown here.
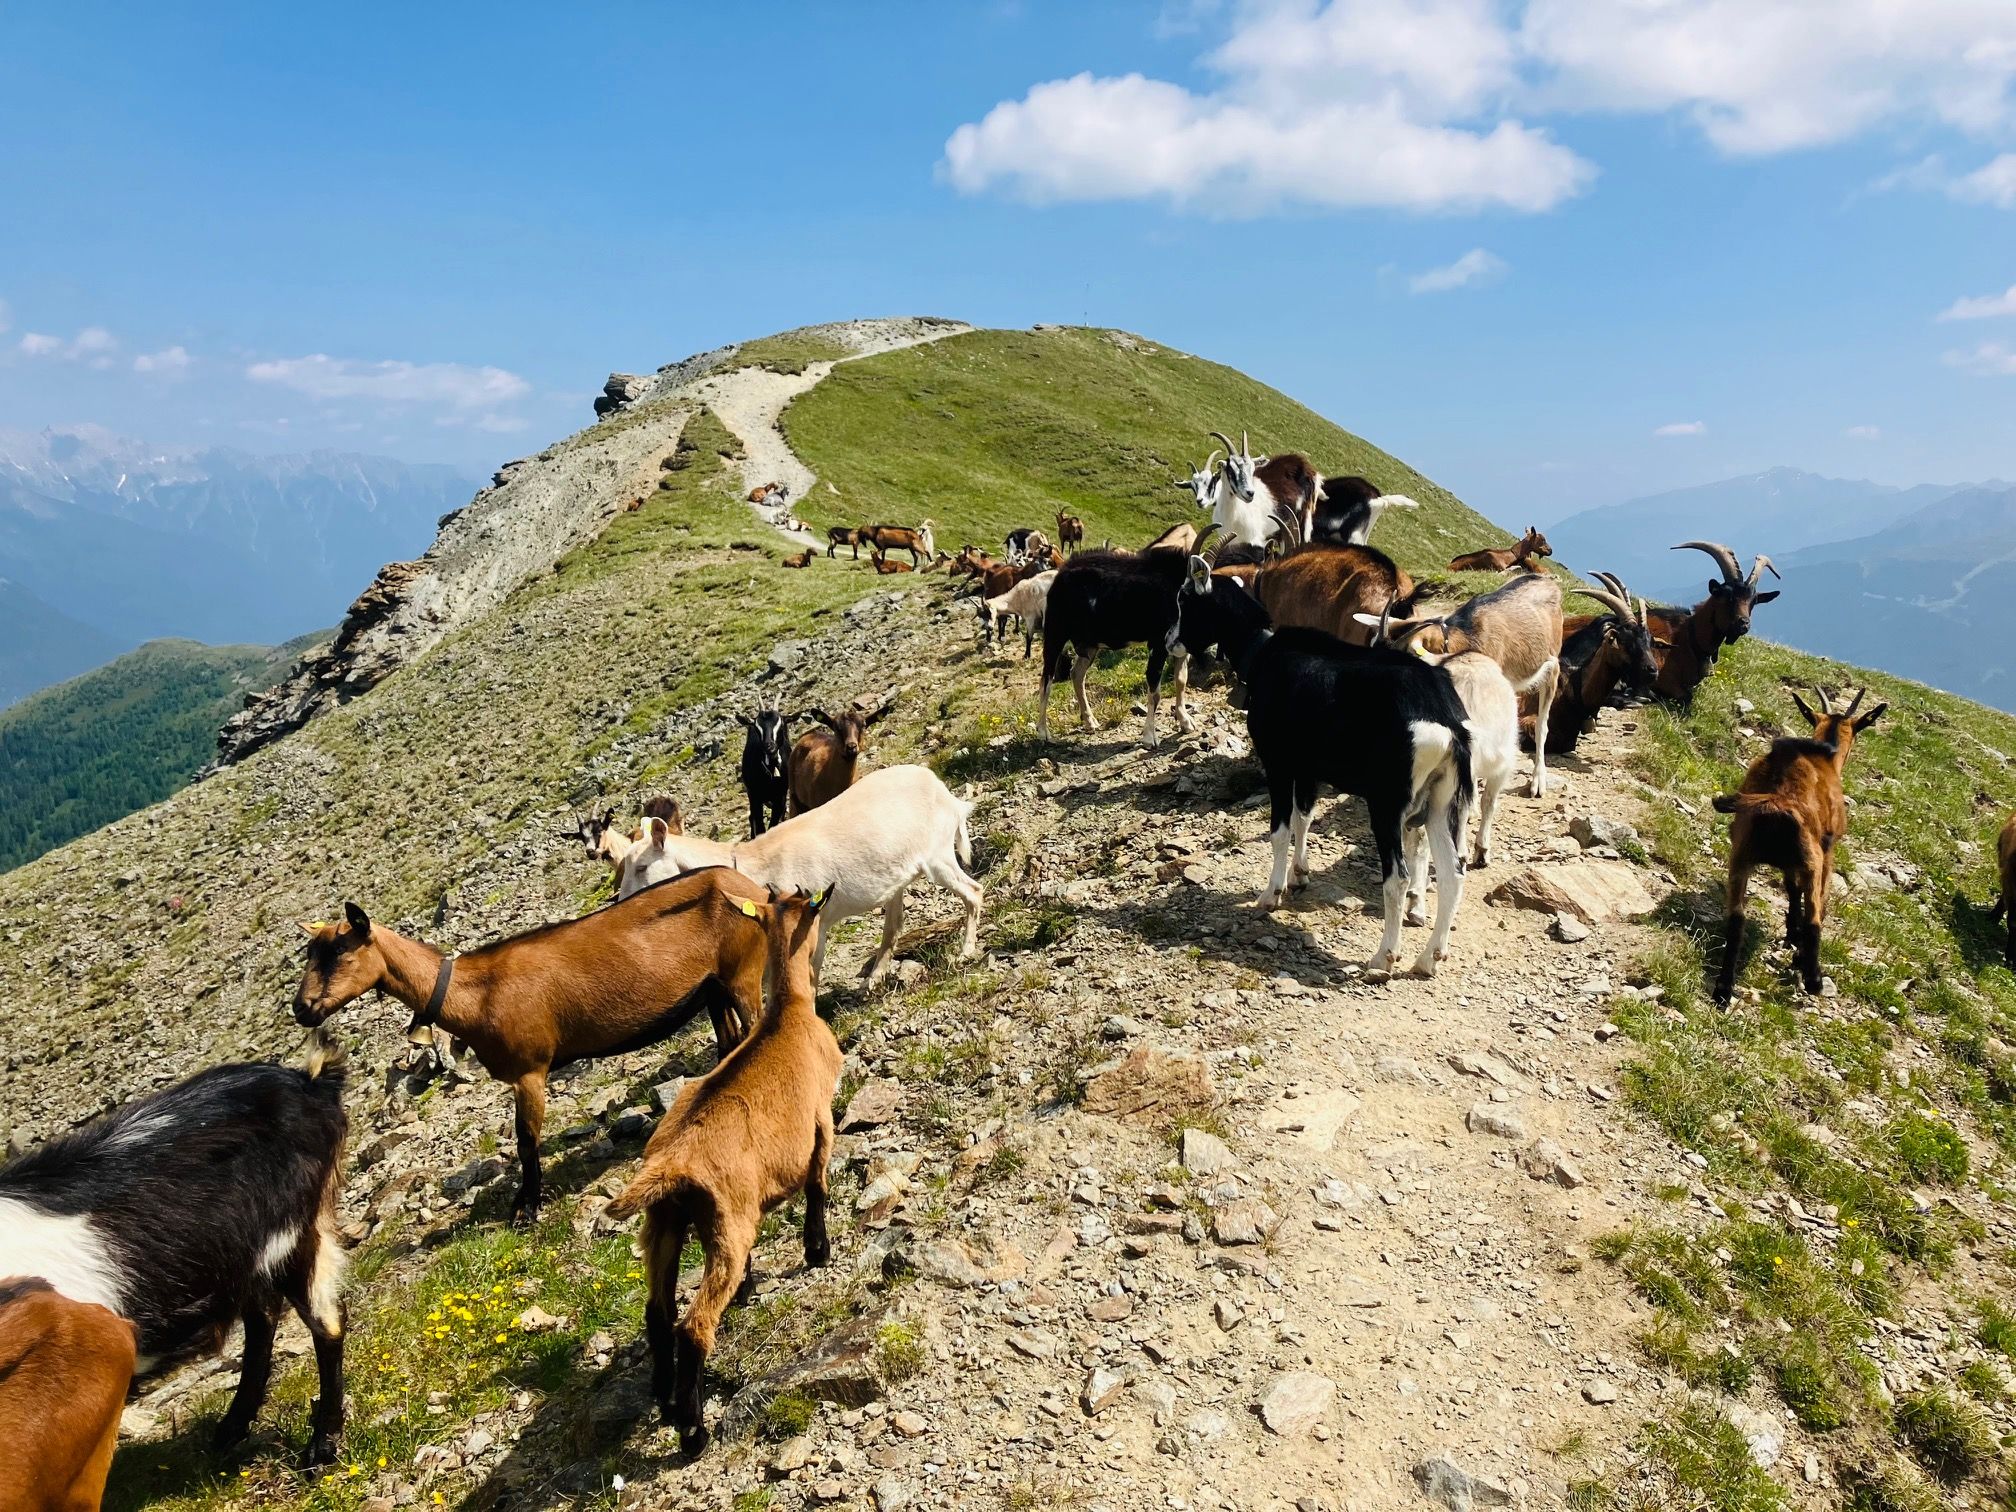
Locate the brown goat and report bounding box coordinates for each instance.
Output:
[1143,520,1199,554]
[291,870,771,1220]
[1257,543,1420,646]
[1649,541,1781,703]
[859,520,936,566]
[607,886,840,1454]
[747,481,782,504]
[1991,814,2016,969]
[872,556,914,574]
[782,548,814,569]
[0,1278,135,1512]
[1056,510,1085,552]
[788,704,885,814]
[1449,526,1551,573]
[1712,687,1885,1003]
[825,526,864,560]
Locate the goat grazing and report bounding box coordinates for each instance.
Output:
[826,527,864,560]
[617,764,982,984]
[1649,541,1781,703]
[1990,814,2016,969]
[979,568,1057,657]
[859,520,936,567]
[1361,572,1563,796]
[1449,526,1551,573]
[737,708,792,836]
[789,703,885,815]
[1037,536,1204,747]
[1172,558,1474,975]
[1310,475,1421,546]
[1713,687,1885,1003]
[0,1045,350,1465]
[0,1278,135,1512]
[292,870,772,1219]
[607,886,840,1454]
[1536,574,1664,754]
[1055,510,1084,552]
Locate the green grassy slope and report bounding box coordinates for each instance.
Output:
[0,634,316,873]
[1590,635,2016,1510]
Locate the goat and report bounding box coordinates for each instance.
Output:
[617,764,982,984]
[1989,814,2016,969]
[292,870,771,1220]
[1175,431,1319,557]
[0,1278,135,1512]
[872,556,915,574]
[781,548,814,569]
[1037,537,1206,748]
[737,708,792,837]
[1142,521,1199,554]
[1712,687,1885,1003]
[1449,526,1551,573]
[826,527,865,561]
[607,887,840,1454]
[1171,558,1474,975]
[0,1045,350,1465]
[1055,510,1085,553]
[1360,572,1563,796]
[1649,541,1781,703]
[789,703,885,815]
[859,520,936,567]
[1533,574,1664,754]
[747,482,782,505]
[1310,475,1421,546]
[952,545,994,578]
[979,569,1057,657]
[1257,542,1421,648]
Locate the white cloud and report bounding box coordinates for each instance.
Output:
[17,326,118,365]
[132,345,192,374]
[1409,247,1507,292]
[948,1,2016,217]
[1654,420,1708,436]
[1844,424,1882,439]
[1939,284,2016,320]
[18,332,60,356]
[1944,340,2016,376]
[245,353,531,413]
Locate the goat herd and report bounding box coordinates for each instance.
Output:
[0,427,1915,1504]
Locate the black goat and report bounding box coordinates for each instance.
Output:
[737,709,792,836]
[1037,539,1202,748]
[1531,573,1664,754]
[0,1044,351,1465]
[1172,556,1475,976]
[1311,476,1419,546]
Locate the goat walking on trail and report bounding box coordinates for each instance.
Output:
[0,1278,135,1510]
[1713,687,1885,1004]
[0,1044,351,1466]
[292,870,772,1221]
[738,709,792,836]
[789,704,884,815]
[1172,557,1475,976]
[607,886,841,1455]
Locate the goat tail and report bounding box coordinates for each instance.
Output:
[607,1165,709,1224]
[1371,493,1421,513]
[301,1029,349,1097]
[1449,719,1477,853]
[1713,792,1792,815]
[955,801,974,868]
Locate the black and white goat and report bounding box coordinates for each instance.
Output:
[1037,536,1205,747]
[0,1044,351,1465]
[1310,475,1421,546]
[1175,432,1320,557]
[736,707,792,837]
[1172,557,1475,975]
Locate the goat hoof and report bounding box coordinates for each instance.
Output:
[679,1422,711,1457]
[1411,952,1439,978]
[1255,890,1282,910]
[510,1203,541,1229]
[300,1434,340,1470]
[1404,907,1428,928]
[806,1239,832,1268]
[210,1420,249,1453]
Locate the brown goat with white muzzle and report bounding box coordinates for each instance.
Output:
[0,1278,135,1512]
[788,702,886,815]
[606,886,841,1455]
[290,868,771,1221]
[1712,686,1885,1004]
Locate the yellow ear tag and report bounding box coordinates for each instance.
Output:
[735,899,760,918]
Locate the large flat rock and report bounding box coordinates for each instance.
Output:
[1486,860,1655,924]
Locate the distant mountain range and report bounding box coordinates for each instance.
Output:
[1549,467,2016,711]
[0,425,475,707]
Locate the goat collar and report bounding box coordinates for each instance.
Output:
[413,953,457,1028]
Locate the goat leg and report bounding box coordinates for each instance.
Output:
[1414,791,1466,977]
[861,889,905,984]
[302,1311,346,1467]
[211,1303,278,1450]
[510,1072,548,1225]
[803,1117,834,1268]
[1715,864,1752,1004]
[1257,777,1297,909]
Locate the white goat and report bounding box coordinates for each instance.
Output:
[978,569,1057,657]
[1398,646,1519,926]
[617,764,981,984]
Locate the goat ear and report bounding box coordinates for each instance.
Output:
[735,713,756,731]
[808,886,830,914]
[1651,637,1673,650]
[1350,612,1384,629]
[343,902,372,939]
[300,920,323,937]
[1854,702,1888,732]
[1707,579,1728,597]
[1754,589,1780,604]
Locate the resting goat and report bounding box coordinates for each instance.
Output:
[0,1045,350,1465]
[781,548,814,569]
[1173,557,1475,975]
[789,702,885,815]
[1989,813,2016,969]
[293,871,771,1219]
[859,520,936,567]
[1449,526,1551,573]
[1360,572,1562,796]
[0,1278,135,1512]
[607,886,839,1454]
[1037,536,1204,747]
[1712,687,1885,1004]
[1310,475,1420,546]
[1648,541,1780,704]
[618,764,982,984]
[737,708,792,836]
[1533,574,1664,754]
[979,568,1057,656]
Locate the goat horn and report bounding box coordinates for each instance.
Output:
[1592,570,1627,598]
[1635,596,1647,623]
[1206,448,1224,471]
[1583,588,1633,620]
[1194,521,1220,553]
[1844,686,1866,716]
[1672,540,1742,585]
[1812,683,1832,714]
[1208,431,1236,457]
[1241,430,1249,457]
[1377,603,1394,646]
[1748,553,1780,586]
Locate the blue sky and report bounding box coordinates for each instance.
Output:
[2,0,2013,519]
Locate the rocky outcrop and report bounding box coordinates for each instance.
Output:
[593,373,648,417]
